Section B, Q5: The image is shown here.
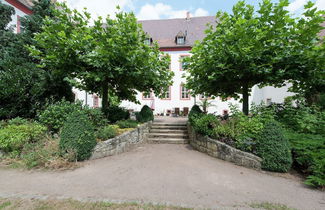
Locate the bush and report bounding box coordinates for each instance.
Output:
[7,117,29,125]
[0,122,46,153]
[107,106,130,123]
[188,105,203,124]
[60,111,96,161]
[82,107,108,128]
[95,125,117,140]
[192,114,219,136]
[285,131,325,188]
[136,105,154,123]
[117,120,138,128]
[38,100,82,133]
[255,121,292,172]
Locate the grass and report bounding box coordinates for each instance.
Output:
[250,202,297,210]
[0,198,191,210]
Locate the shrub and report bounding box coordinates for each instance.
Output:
[107,106,130,123]
[7,117,29,125]
[192,114,219,136]
[0,122,46,153]
[255,121,292,172]
[117,120,138,128]
[285,131,325,188]
[38,100,82,133]
[188,105,203,124]
[136,105,154,123]
[95,125,117,140]
[60,111,96,161]
[82,107,108,128]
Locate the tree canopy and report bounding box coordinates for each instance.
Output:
[185,0,324,114]
[0,0,73,119]
[30,3,174,113]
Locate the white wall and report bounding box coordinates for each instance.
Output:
[1,0,29,33]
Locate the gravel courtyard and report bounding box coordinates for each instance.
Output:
[0,144,324,209]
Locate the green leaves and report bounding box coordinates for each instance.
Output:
[185,0,325,113]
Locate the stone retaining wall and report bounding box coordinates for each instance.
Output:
[187,123,262,170]
[90,122,152,160]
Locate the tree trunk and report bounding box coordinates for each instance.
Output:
[242,83,249,115]
[101,77,109,115]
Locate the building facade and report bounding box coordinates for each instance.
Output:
[119,15,294,115]
[1,0,33,33]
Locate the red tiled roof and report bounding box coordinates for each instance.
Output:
[138,16,216,48]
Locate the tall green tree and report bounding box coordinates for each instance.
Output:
[0,0,74,119]
[30,3,173,114]
[185,0,324,115]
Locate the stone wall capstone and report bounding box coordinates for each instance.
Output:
[90,121,152,160]
[187,123,262,170]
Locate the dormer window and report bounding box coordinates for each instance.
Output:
[175,31,186,45]
[177,37,185,45]
[144,37,152,45]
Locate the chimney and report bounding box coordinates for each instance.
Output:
[186,11,190,20]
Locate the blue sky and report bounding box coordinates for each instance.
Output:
[59,0,325,20]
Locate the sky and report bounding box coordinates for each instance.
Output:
[57,0,325,20]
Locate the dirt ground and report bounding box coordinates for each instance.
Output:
[0,144,324,210]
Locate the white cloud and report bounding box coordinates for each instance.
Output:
[286,0,307,13]
[136,3,209,20]
[315,0,325,10]
[57,0,134,19]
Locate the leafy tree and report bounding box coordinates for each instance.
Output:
[185,0,324,115]
[0,0,73,119]
[30,3,174,114]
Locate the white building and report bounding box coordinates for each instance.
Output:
[119,15,294,115]
[1,0,33,33]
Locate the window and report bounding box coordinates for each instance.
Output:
[17,15,21,33]
[162,87,171,100]
[179,55,189,71]
[266,98,272,106]
[176,36,185,45]
[143,92,152,100]
[223,110,229,115]
[180,85,190,99]
[93,95,99,108]
[144,38,152,45]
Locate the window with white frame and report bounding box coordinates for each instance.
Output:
[266,98,272,106]
[162,87,171,99]
[180,55,189,70]
[177,36,185,45]
[93,95,99,107]
[181,85,190,99]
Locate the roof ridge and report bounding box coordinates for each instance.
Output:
[138,15,215,22]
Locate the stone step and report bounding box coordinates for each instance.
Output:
[148,133,189,139]
[151,126,187,130]
[150,129,188,134]
[152,123,187,126]
[147,138,189,144]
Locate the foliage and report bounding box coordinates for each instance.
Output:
[255,121,292,172]
[275,101,325,135]
[136,105,154,123]
[0,122,46,153]
[188,105,203,124]
[60,111,96,161]
[0,1,73,120]
[285,131,325,188]
[185,0,325,114]
[192,114,219,136]
[106,106,130,123]
[95,125,118,140]
[30,2,174,113]
[38,100,82,133]
[7,117,29,126]
[117,120,138,128]
[82,107,108,128]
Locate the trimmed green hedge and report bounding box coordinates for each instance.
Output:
[60,111,96,161]
[136,105,153,122]
[255,121,292,172]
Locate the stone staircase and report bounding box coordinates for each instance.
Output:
[148,122,189,144]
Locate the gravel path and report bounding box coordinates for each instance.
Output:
[0,144,324,209]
